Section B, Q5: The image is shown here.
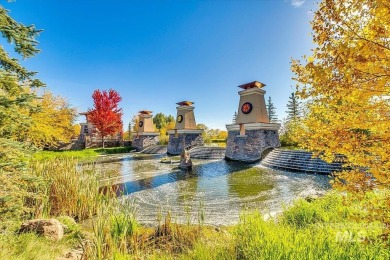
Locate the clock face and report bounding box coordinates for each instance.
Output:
[177,115,183,123]
[241,102,253,114]
[138,121,143,128]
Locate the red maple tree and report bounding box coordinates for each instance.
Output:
[88,89,123,148]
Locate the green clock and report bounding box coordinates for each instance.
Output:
[177,115,183,123]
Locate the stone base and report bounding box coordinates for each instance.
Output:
[225,129,280,162]
[167,133,204,155]
[132,135,159,151]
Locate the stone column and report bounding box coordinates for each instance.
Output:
[225,123,280,162]
[225,81,281,162]
[167,129,204,155]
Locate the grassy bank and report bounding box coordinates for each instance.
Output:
[33,146,134,161]
[1,158,388,259]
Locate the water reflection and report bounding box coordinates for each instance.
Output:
[96,153,330,225]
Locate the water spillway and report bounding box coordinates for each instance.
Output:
[141,145,168,154]
[261,149,343,174]
[188,146,226,160]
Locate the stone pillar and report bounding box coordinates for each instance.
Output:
[132,111,160,151]
[167,101,204,155]
[225,81,281,162]
[132,133,160,151]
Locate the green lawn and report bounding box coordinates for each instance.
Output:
[33,146,135,161]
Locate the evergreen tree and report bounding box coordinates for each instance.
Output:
[266,97,278,123]
[0,6,44,140]
[285,92,301,121]
[0,4,45,219]
[232,111,237,123]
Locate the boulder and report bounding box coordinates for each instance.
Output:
[19,219,64,241]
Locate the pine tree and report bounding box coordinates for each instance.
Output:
[266,97,278,123]
[286,92,301,121]
[232,111,237,123]
[0,6,44,140]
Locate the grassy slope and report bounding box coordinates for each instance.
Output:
[33,146,134,161]
[1,191,388,259]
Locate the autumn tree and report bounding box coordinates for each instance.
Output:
[88,89,123,148]
[21,90,77,148]
[266,97,278,122]
[291,0,390,190]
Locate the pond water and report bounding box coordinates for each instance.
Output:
[96,153,330,226]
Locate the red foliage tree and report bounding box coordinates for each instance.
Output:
[88,89,123,147]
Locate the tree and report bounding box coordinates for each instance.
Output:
[21,90,77,148]
[217,131,228,140]
[285,93,301,121]
[0,4,45,219]
[232,112,237,124]
[153,113,167,131]
[291,0,390,190]
[153,113,175,131]
[266,97,278,122]
[88,89,123,148]
[131,114,139,132]
[0,6,44,141]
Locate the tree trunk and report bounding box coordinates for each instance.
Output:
[102,136,105,148]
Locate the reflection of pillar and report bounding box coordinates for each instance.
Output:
[168,101,204,155]
[132,111,159,151]
[225,81,281,162]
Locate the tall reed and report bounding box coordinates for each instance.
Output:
[29,158,101,220]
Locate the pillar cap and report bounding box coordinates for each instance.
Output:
[138,110,153,115]
[176,101,194,106]
[238,81,266,89]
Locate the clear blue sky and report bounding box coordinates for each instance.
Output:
[2,0,316,130]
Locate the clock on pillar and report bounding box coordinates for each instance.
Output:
[132,110,159,151]
[225,81,281,162]
[167,101,204,155]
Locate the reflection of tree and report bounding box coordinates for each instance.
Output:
[176,171,198,204]
[227,168,274,199]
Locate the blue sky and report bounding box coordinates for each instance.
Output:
[2,0,316,130]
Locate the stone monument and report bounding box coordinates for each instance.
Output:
[225,81,281,162]
[167,101,204,155]
[179,149,193,169]
[132,110,159,151]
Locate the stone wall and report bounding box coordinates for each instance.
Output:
[132,135,159,151]
[225,129,280,162]
[167,133,204,155]
[85,140,121,149]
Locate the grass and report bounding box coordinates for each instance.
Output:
[1,156,388,259]
[33,146,134,161]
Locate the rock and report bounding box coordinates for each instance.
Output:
[305,195,319,202]
[179,149,193,169]
[19,219,64,241]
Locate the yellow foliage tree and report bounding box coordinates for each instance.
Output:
[21,90,77,148]
[291,0,390,190]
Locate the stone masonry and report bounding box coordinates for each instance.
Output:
[225,129,280,162]
[132,135,159,151]
[167,133,204,155]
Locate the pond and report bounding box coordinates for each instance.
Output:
[96,153,330,226]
